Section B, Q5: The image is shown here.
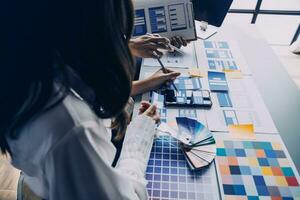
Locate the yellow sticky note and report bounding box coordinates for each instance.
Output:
[188,68,206,77]
[228,124,256,139]
[223,70,243,79]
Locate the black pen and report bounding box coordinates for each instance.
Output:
[152,51,178,92]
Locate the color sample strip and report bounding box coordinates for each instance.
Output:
[188,69,206,78]
[223,110,238,125]
[217,92,232,107]
[208,71,229,92]
[151,92,166,123]
[224,70,243,79]
[173,77,201,90]
[228,124,255,139]
[133,9,147,36]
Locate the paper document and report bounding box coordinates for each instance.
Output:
[195,39,252,75]
[206,77,278,133]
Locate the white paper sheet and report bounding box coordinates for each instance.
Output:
[195,39,252,75]
[206,77,278,133]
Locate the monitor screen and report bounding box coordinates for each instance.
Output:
[192,0,233,27]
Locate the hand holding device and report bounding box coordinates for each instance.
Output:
[129,34,171,58]
[139,102,160,124]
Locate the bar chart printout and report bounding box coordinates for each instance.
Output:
[149,7,168,33]
[168,3,187,31]
[133,9,147,36]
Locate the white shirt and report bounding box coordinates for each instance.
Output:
[7,92,156,200]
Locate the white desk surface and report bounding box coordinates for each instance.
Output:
[136,23,300,172]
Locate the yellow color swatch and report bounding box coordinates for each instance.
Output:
[228,124,256,139]
[261,167,273,176]
[223,70,243,79]
[188,68,207,78]
[248,157,259,167]
[275,176,288,186]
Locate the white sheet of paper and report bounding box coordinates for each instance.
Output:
[195,39,252,75]
[143,42,198,68]
[206,77,278,133]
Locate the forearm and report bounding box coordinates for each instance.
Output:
[131,79,153,96]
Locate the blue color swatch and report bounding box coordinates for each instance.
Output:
[149,7,167,33]
[208,71,229,92]
[133,9,147,36]
[217,92,232,107]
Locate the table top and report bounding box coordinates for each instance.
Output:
[137,23,300,172]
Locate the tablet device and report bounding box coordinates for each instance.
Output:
[133,0,197,41]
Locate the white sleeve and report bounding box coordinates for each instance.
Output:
[116,115,156,185]
[43,115,155,200]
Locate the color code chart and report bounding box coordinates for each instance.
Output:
[215,133,300,200]
[203,41,238,71]
[146,136,220,200]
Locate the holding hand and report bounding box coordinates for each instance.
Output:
[131,68,181,96]
[139,101,160,124]
[129,34,171,58]
[146,69,181,90]
[170,36,188,49]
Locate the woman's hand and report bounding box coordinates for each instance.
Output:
[131,68,181,96]
[139,101,160,124]
[129,34,171,58]
[170,36,188,48]
[146,69,181,90]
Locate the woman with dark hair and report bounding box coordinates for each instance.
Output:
[1,0,160,199]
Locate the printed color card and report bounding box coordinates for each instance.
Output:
[151,92,167,123]
[208,71,229,92]
[214,133,300,200]
[228,124,255,140]
[173,77,202,90]
[146,136,220,200]
[217,92,233,107]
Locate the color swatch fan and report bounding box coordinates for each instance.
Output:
[176,117,216,169]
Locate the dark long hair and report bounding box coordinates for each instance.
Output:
[0,0,135,154]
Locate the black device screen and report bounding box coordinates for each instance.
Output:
[192,0,233,27]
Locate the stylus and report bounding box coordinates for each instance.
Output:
[153,51,178,92]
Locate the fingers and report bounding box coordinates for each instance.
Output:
[154,50,164,58]
[170,36,187,48]
[144,104,157,116]
[174,36,183,48]
[139,101,151,114]
[163,71,181,80]
[164,68,175,73]
[156,42,171,50]
[170,37,179,48]
[147,36,170,45]
[152,113,161,124]
[155,68,181,81]
[179,36,187,47]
